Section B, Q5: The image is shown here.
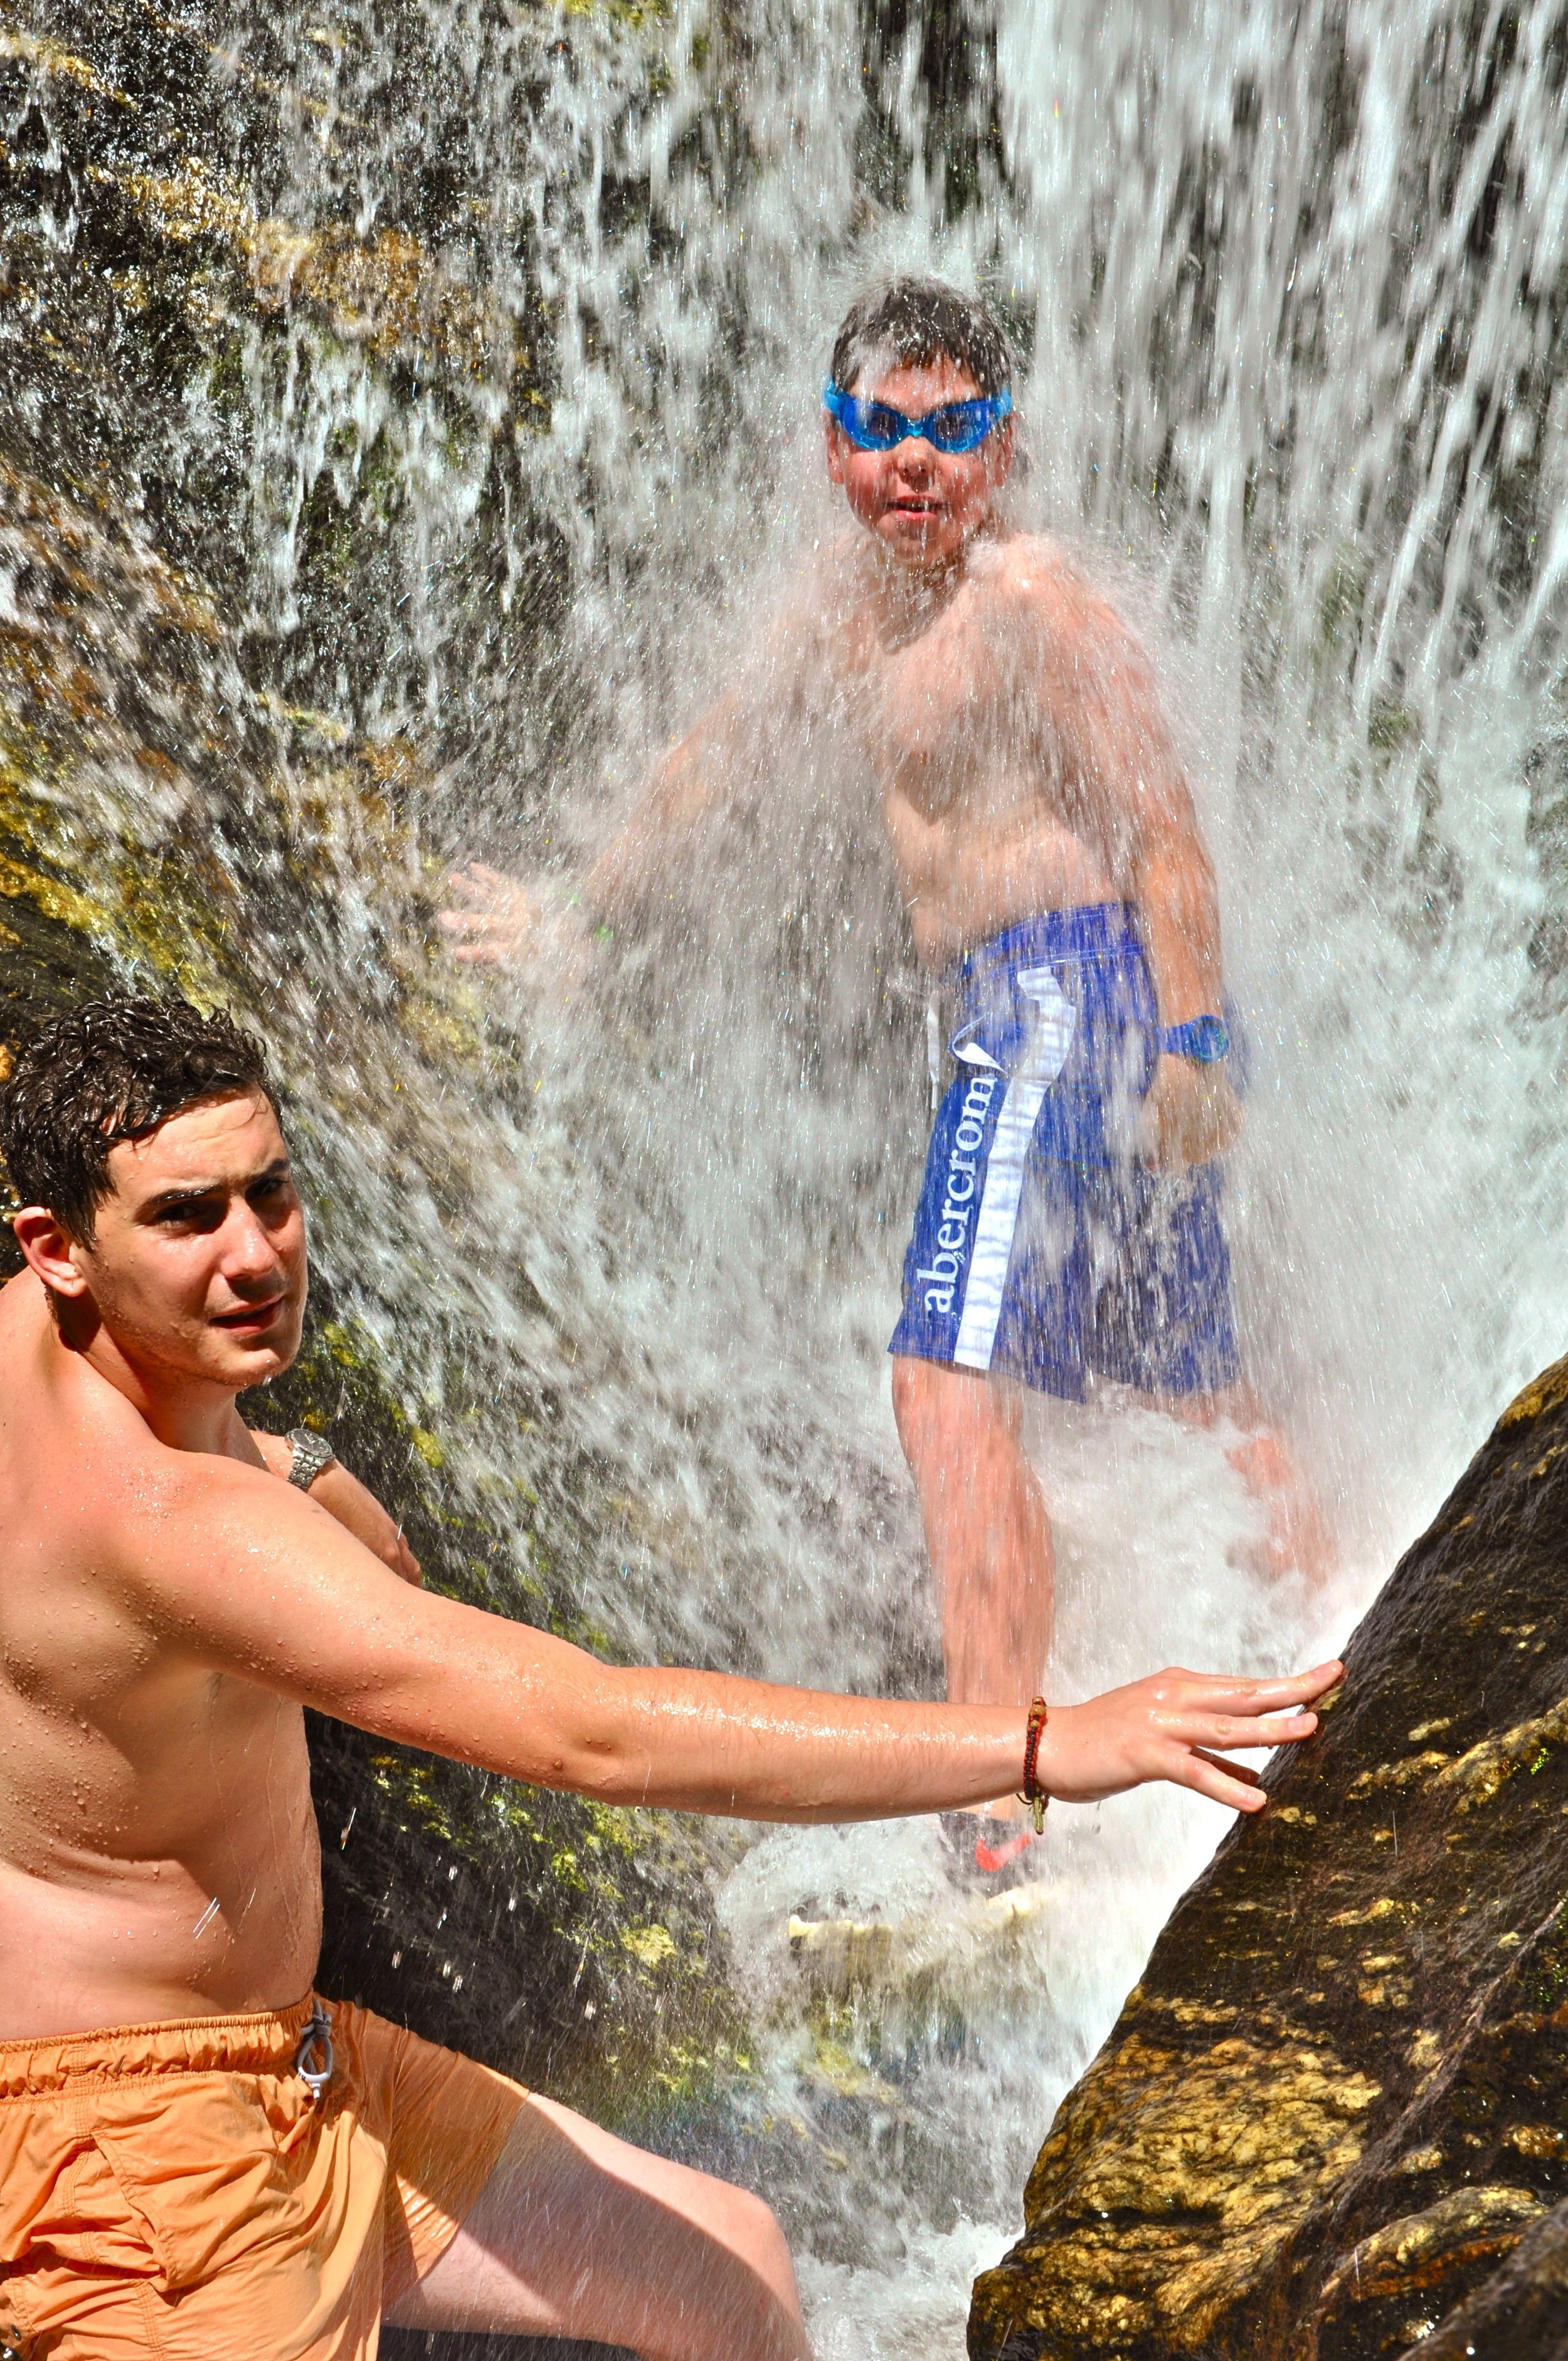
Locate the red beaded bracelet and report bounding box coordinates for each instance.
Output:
[1019,1695,1049,1833]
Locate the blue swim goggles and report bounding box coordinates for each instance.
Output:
[823,381,1012,455]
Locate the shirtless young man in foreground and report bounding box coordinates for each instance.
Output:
[0,991,1337,2360]
[445,277,1322,1876]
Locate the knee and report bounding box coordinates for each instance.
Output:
[729,2185,793,2270]
[708,2185,798,2317]
[890,1352,931,1432]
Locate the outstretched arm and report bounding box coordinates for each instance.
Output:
[582,693,747,925]
[1046,585,1241,1167]
[439,578,832,970]
[126,1456,1338,1820]
[439,691,747,969]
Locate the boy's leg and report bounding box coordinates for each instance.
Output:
[386,2092,810,2360]
[1104,1159,1331,1584]
[1158,1384,1333,1581]
[891,1352,1054,1710]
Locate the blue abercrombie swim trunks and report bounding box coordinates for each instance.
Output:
[889,902,1241,1400]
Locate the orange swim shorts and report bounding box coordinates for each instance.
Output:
[0,1992,527,2360]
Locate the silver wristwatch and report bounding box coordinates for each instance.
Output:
[286,1428,338,1490]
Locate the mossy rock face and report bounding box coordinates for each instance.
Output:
[0,0,670,815]
[0,441,743,2138]
[969,1362,1568,2361]
[0,0,912,2185]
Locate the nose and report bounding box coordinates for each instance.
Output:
[223,1201,286,1289]
[891,434,938,477]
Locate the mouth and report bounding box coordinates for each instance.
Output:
[211,1296,288,1335]
[889,497,942,517]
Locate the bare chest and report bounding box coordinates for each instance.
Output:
[0,1470,300,1859]
[855,588,1007,811]
[0,1590,320,2028]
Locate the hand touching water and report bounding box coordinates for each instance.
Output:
[1136,1053,1244,1167]
[1036,1660,1343,1813]
[438,862,543,967]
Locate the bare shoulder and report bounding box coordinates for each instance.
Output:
[0,1273,129,1494]
[979,533,1138,649]
[670,541,846,726]
[95,1437,434,1695]
[58,1394,277,1586]
[119,1437,329,1570]
[0,1287,234,1610]
[0,1317,307,1603]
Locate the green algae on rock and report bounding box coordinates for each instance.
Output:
[970,1356,1568,2360]
[0,442,744,2133]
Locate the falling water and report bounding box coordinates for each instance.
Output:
[9,0,1568,2351]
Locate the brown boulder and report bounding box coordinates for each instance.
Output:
[970,1359,1568,2360]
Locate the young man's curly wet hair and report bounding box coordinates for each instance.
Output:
[0,993,277,1244]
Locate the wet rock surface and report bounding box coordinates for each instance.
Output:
[0,444,740,2131]
[970,1360,1568,2361]
[0,14,950,2329]
[0,0,788,2155]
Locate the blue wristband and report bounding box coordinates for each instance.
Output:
[1160,1015,1231,1063]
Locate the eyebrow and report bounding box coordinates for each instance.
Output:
[139,1157,293,1216]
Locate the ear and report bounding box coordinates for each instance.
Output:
[824,413,848,486]
[11,1206,92,1297]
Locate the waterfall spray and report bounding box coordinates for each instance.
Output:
[3,2,1567,2351]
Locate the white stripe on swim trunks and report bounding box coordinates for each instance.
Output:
[953,967,1076,1372]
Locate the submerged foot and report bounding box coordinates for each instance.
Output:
[939,1810,1044,1893]
[1226,1428,1335,1585]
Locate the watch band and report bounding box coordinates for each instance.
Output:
[1159,1014,1231,1064]
[286,1428,337,1490]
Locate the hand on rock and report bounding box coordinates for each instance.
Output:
[1036,1660,1343,1813]
[438,862,541,967]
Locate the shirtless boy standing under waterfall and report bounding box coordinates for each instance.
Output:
[0,990,1337,2358]
[445,277,1322,1880]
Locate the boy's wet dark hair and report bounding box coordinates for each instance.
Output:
[0,992,278,1243]
[830,277,1014,398]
